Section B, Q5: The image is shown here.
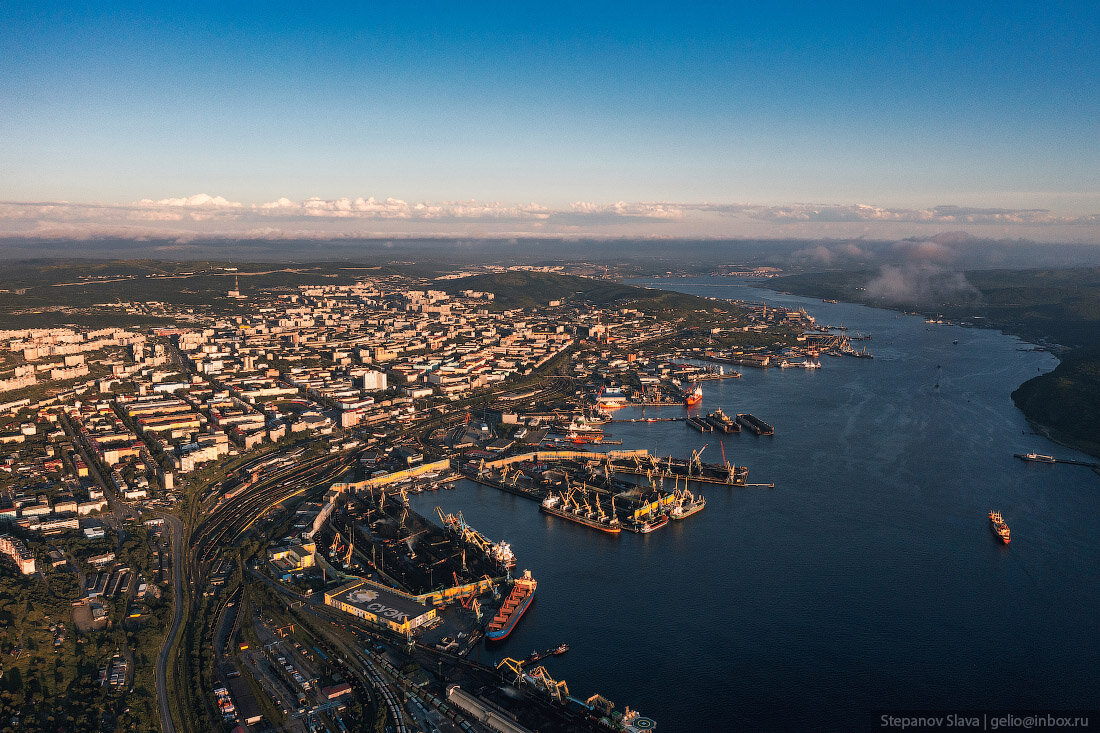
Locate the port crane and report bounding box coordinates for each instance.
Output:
[527,666,570,704]
[436,507,515,569]
[497,657,525,680]
[403,527,430,559]
[496,659,570,705]
[689,445,707,476]
[594,495,608,522]
[719,440,731,473]
[578,492,593,518]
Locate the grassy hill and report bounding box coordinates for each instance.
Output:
[769,267,1100,348]
[1011,346,1100,458]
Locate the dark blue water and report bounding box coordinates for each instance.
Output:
[410,279,1100,732]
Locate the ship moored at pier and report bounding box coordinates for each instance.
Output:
[540,491,622,533]
[669,487,705,520]
[705,408,740,433]
[486,570,537,641]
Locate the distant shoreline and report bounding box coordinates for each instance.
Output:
[754,271,1100,461]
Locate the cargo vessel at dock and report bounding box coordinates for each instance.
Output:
[540,492,622,533]
[736,413,774,436]
[989,511,1011,544]
[669,487,705,520]
[684,383,703,407]
[487,570,537,641]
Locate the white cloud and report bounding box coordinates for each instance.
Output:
[260,197,297,209]
[138,193,243,208]
[0,194,1096,242]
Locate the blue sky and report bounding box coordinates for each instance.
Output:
[2,2,1098,240]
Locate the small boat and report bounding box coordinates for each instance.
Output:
[629,515,669,533]
[522,643,570,666]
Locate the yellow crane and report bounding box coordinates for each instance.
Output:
[594,495,607,521]
[497,657,524,681]
[690,445,707,476]
[578,491,593,518]
[527,666,569,704]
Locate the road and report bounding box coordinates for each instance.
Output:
[57,411,185,732]
[155,512,184,733]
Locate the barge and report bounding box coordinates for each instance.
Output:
[736,413,774,436]
[687,416,712,432]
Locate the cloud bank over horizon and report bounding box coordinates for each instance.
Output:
[1,195,1098,244]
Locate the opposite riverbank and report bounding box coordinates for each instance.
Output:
[760,267,1100,459]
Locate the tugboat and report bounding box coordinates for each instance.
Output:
[521,643,570,667]
[989,511,1011,544]
[629,514,669,533]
